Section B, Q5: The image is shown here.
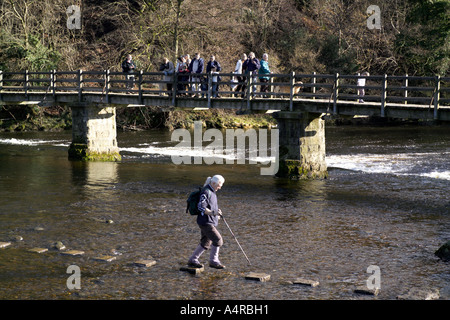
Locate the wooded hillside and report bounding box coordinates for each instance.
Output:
[0,0,449,76]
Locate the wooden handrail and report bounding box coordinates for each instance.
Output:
[0,70,447,110]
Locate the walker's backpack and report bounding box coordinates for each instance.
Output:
[186,186,211,215]
[186,187,202,215]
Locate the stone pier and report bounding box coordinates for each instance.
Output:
[273,111,327,179]
[68,104,121,161]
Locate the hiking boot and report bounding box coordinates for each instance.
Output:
[209,262,226,269]
[188,261,204,268]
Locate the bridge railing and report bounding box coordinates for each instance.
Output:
[0,70,448,113]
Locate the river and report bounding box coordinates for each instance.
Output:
[0,124,449,300]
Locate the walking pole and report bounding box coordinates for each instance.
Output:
[221,214,251,265]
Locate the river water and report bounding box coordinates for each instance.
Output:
[0,124,449,300]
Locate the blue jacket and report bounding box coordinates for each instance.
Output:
[189,58,204,74]
[258,60,270,80]
[196,184,219,226]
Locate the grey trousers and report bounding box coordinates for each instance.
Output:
[199,224,223,249]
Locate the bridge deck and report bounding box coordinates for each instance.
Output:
[1,71,449,121]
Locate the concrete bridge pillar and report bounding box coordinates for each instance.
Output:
[273,111,327,179]
[68,104,121,161]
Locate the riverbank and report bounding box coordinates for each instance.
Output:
[0,105,276,132]
[1,105,445,133]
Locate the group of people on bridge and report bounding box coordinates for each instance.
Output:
[121,52,272,98]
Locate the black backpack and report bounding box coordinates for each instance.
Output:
[186,186,210,215]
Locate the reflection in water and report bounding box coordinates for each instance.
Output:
[71,161,118,191]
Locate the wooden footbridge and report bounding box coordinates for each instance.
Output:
[1,70,449,178]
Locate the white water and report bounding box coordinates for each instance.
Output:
[1,135,449,180]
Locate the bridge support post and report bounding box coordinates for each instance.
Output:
[273,111,327,179]
[68,104,121,161]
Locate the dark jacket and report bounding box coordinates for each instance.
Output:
[206,60,222,81]
[243,58,260,75]
[121,59,136,73]
[188,58,204,74]
[196,184,219,226]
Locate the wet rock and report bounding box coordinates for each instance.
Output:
[397,288,440,300]
[92,255,116,262]
[28,247,48,253]
[11,235,23,242]
[110,249,122,256]
[0,242,11,249]
[354,286,380,296]
[435,240,450,261]
[134,260,157,267]
[61,250,85,256]
[293,278,320,287]
[245,272,271,282]
[51,241,66,251]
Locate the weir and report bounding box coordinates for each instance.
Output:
[0,70,449,178]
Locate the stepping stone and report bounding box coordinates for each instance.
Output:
[134,260,157,267]
[180,266,204,275]
[245,272,271,282]
[28,247,48,254]
[0,242,11,249]
[354,286,380,296]
[293,278,320,287]
[92,255,116,262]
[61,250,85,256]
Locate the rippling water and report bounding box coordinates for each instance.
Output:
[0,125,449,300]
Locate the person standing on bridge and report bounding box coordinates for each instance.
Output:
[258,53,271,97]
[188,53,205,98]
[234,53,247,98]
[357,71,369,103]
[188,175,226,269]
[161,57,175,97]
[243,52,260,96]
[121,54,136,93]
[206,55,222,98]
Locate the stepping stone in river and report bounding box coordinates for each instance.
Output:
[245,272,271,282]
[0,242,11,249]
[28,247,48,254]
[61,250,85,256]
[354,286,380,296]
[134,260,157,267]
[293,278,320,287]
[92,255,116,262]
[180,266,204,275]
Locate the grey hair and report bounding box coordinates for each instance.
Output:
[204,175,225,187]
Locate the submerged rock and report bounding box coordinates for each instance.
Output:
[51,241,66,251]
[435,240,450,261]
